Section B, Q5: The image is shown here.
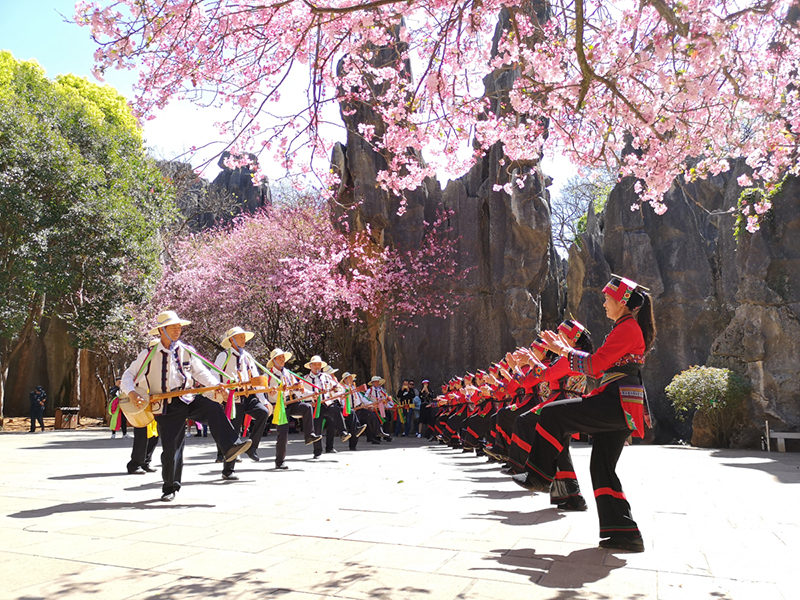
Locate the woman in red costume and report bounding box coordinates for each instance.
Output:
[512,275,655,553]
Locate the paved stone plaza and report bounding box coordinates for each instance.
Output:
[0,429,798,599]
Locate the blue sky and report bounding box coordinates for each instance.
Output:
[0,0,229,174]
[0,0,575,189]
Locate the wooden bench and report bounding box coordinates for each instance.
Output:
[769,431,800,453]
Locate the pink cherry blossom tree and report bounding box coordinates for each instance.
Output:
[155,193,462,364]
[76,0,800,232]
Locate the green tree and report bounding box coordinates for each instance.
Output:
[0,51,175,422]
[550,169,615,255]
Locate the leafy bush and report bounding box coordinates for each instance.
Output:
[666,366,750,447]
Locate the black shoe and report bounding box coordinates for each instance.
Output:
[203,433,208,437]
[142,465,157,473]
[194,433,202,437]
[215,454,224,463]
[371,440,381,445]
[326,448,338,454]
[129,467,146,475]
[247,451,260,462]
[224,438,252,462]
[557,496,588,511]
[305,434,323,445]
[599,536,645,553]
[356,424,368,438]
[222,473,240,481]
[511,472,551,492]
[275,462,289,470]
[312,452,322,459]
[160,492,175,502]
[383,436,392,442]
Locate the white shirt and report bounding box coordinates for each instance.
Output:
[366,385,392,407]
[305,370,336,405]
[351,389,370,408]
[121,340,220,407]
[214,347,266,403]
[264,365,298,405]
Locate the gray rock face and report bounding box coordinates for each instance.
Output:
[158,154,272,231]
[569,165,800,445]
[331,13,561,391]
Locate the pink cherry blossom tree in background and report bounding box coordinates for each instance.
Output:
[77,0,800,233]
[155,190,462,364]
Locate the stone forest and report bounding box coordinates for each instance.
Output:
[3,2,800,452]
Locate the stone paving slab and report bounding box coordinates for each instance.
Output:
[1,429,799,599]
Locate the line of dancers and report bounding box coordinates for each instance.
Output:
[427,275,655,553]
[119,311,400,501]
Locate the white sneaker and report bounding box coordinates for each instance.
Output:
[416,433,421,438]
[123,433,132,439]
[111,432,116,438]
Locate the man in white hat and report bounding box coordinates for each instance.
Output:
[213,327,272,476]
[265,348,322,469]
[364,376,393,443]
[121,310,251,501]
[338,373,370,449]
[305,355,352,456]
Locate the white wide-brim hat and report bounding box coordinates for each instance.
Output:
[304,355,328,370]
[341,372,356,381]
[221,326,255,349]
[322,365,339,375]
[149,310,191,335]
[369,376,385,386]
[266,348,293,369]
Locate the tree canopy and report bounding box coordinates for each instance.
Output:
[77,0,800,231]
[0,50,175,416]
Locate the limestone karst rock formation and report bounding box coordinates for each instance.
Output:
[330,10,562,392]
[568,165,800,445]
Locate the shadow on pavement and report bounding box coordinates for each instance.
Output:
[483,546,627,588]
[469,488,532,500]
[49,472,131,481]
[468,507,565,526]
[8,499,215,519]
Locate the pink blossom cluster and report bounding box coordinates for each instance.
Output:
[154,201,462,344]
[76,0,800,232]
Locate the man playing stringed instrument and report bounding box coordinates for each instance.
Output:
[121,310,252,501]
[304,356,351,456]
[325,368,368,451]
[364,376,393,443]
[213,327,273,479]
[264,348,322,470]
[347,373,391,444]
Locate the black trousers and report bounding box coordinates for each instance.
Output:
[29,408,44,432]
[443,407,468,443]
[127,426,158,473]
[314,401,347,453]
[154,396,239,495]
[356,408,384,441]
[275,401,315,465]
[344,411,362,449]
[493,395,536,455]
[219,395,270,475]
[508,407,584,504]
[462,405,494,448]
[525,384,640,540]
